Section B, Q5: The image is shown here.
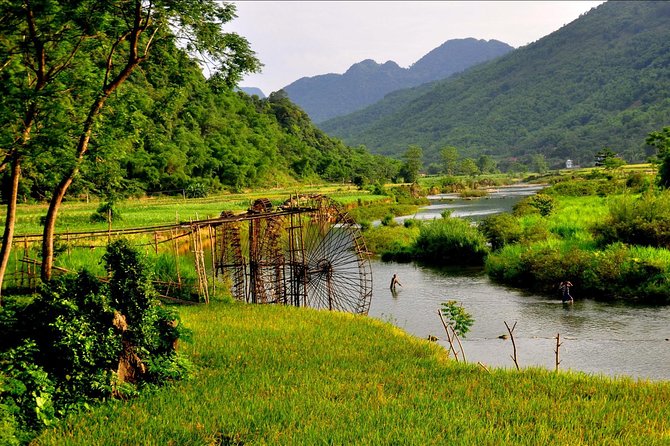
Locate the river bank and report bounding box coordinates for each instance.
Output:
[367,185,670,380]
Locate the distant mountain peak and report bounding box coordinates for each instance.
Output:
[321,1,670,168]
[283,38,513,123]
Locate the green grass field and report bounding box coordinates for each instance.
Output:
[33,302,670,445]
[6,184,384,236]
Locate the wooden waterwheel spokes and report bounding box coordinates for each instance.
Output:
[299,198,373,315]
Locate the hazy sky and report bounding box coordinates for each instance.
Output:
[228,1,605,94]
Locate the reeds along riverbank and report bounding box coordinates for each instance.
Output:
[35,302,670,445]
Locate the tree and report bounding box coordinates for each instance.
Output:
[400,145,423,183]
[38,1,260,281]
[476,154,497,174]
[594,147,618,166]
[458,158,480,177]
[530,154,549,174]
[646,127,670,188]
[0,0,92,298]
[440,146,459,175]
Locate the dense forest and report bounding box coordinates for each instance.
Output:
[0,22,397,205]
[321,1,670,168]
[283,38,512,123]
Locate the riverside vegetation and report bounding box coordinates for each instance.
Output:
[31,302,670,445]
[4,170,670,443]
[365,164,670,303]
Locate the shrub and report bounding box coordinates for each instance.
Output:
[478,213,523,250]
[413,217,489,265]
[527,194,555,217]
[89,201,122,224]
[592,191,670,248]
[381,214,398,227]
[0,240,190,442]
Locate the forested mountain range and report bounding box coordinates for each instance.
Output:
[283,38,513,123]
[0,40,396,202]
[321,1,670,168]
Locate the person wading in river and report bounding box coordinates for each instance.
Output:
[390,274,402,291]
[559,280,573,303]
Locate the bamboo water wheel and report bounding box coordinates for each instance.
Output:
[214,195,373,315]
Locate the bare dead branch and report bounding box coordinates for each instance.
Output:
[504,321,520,371]
[437,309,458,362]
[477,362,491,374]
[449,325,467,364]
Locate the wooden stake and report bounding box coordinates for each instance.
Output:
[555,333,562,372]
[450,325,467,364]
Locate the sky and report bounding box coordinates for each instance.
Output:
[227,1,606,95]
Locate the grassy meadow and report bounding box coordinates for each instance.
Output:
[33,302,670,445]
[7,184,385,236]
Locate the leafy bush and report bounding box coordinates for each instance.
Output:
[486,241,670,302]
[89,201,122,223]
[527,194,555,217]
[0,240,190,442]
[381,214,398,227]
[440,301,474,338]
[413,217,489,265]
[403,219,422,229]
[592,191,670,248]
[478,213,523,250]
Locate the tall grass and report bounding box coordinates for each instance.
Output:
[34,302,670,445]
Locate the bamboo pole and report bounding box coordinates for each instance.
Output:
[437,309,458,362]
[208,225,216,297]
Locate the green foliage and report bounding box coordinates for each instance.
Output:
[647,126,670,188]
[413,217,489,265]
[440,301,474,338]
[527,194,556,217]
[592,191,670,248]
[33,302,670,445]
[0,340,55,441]
[90,202,123,224]
[479,213,523,251]
[487,241,670,302]
[399,145,423,183]
[0,241,189,442]
[0,6,396,203]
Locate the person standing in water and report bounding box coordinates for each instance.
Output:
[390,274,402,291]
[559,280,573,303]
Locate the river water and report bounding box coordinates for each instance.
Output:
[367,185,670,381]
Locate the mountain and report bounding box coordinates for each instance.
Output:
[283,38,513,123]
[321,1,670,168]
[239,86,266,98]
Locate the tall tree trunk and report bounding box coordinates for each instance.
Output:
[41,97,106,282]
[40,1,148,281]
[0,153,22,301]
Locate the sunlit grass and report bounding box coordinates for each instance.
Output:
[34,302,670,445]
[7,185,385,236]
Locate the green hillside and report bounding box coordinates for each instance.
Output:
[0,30,396,203]
[321,1,670,168]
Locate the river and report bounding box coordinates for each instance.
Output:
[367,185,670,381]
